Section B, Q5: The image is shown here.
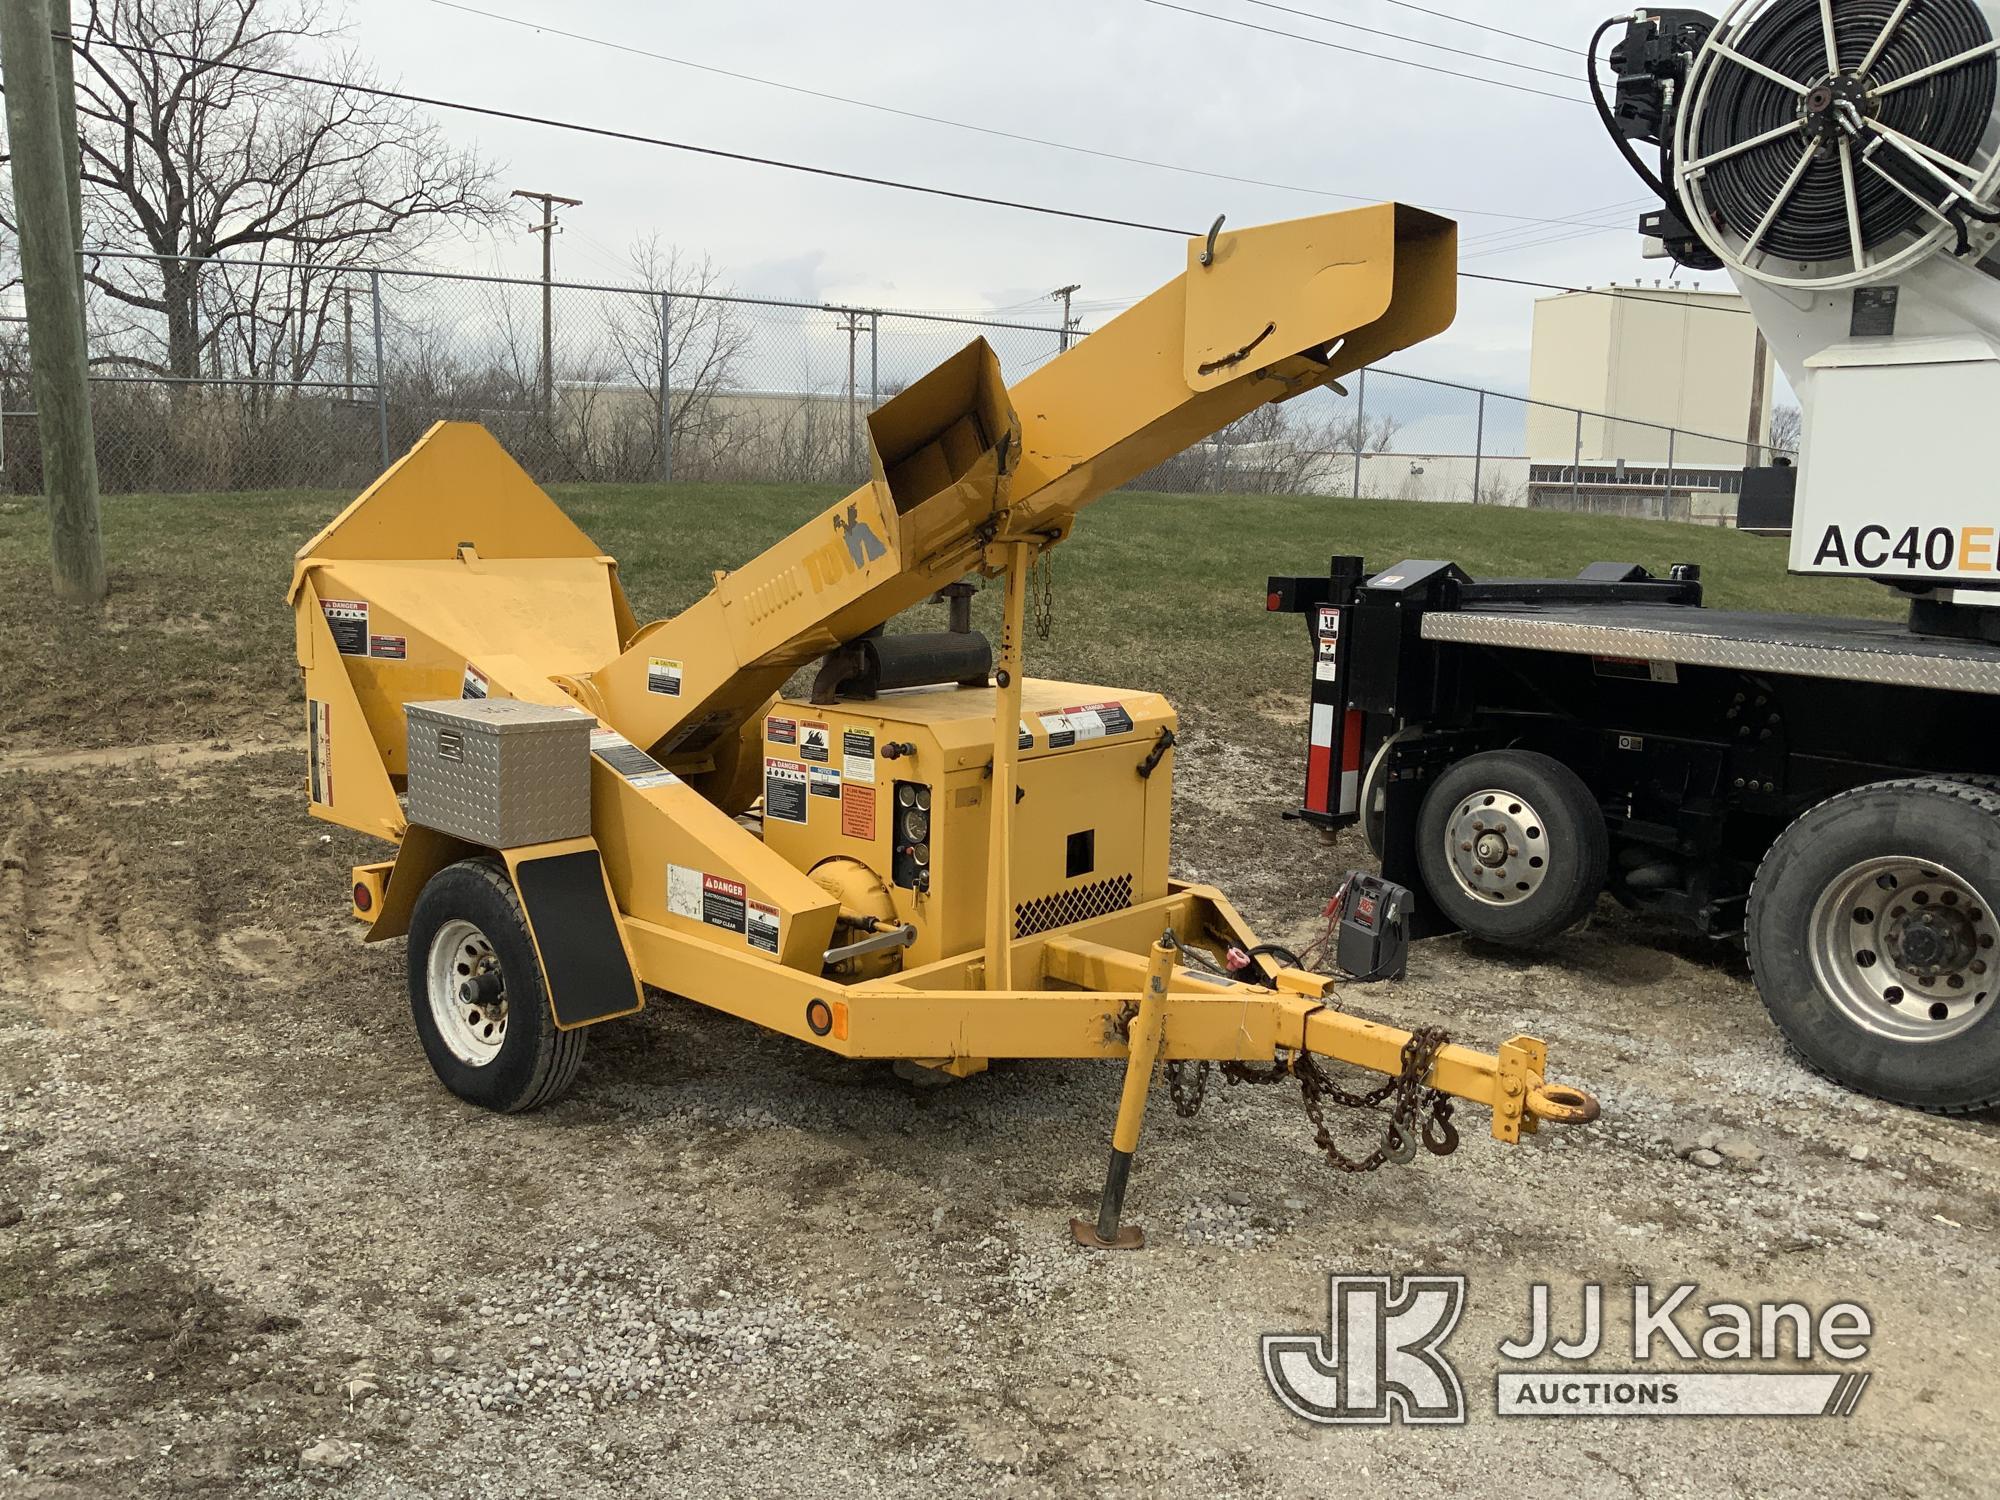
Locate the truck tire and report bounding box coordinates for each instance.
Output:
[407,858,588,1113]
[1415,749,1608,946]
[1747,778,2000,1113]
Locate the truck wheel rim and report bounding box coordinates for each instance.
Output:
[428,919,509,1065]
[1809,856,1995,1043]
[1443,788,1550,906]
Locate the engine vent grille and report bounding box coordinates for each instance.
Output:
[1014,873,1134,939]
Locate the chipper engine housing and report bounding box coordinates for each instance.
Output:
[290,203,1599,1247]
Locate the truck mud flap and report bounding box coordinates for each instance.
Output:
[505,845,645,1028]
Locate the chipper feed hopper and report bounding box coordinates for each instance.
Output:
[289,204,1598,1246]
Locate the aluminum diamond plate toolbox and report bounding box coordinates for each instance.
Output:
[1420,606,2000,696]
[405,698,594,847]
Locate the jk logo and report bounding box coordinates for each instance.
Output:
[1262,1274,1467,1425]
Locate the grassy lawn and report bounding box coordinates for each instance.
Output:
[0,480,1897,751]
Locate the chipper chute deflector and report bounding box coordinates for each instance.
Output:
[288,203,1598,1247]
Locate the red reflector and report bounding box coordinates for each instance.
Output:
[1265,590,1282,611]
[353,882,373,912]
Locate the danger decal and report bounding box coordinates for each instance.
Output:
[321,598,368,656]
[700,874,747,934]
[764,758,808,824]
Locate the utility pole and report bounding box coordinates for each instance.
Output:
[512,189,581,413]
[1,0,105,601]
[1745,327,1770,462]
[840,309,863,476]
[1050,283,1081,352]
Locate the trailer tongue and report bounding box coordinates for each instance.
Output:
[290,203,1598,1247]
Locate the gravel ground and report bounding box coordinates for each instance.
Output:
[2,703,1996,1498]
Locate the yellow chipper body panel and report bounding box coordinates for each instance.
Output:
[287,204,1599,1247]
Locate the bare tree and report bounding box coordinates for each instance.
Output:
[65,0,504,384]
[607,236,750,479]
[1770,402,1802,455]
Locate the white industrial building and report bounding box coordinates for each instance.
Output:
[1526,285,1776,520]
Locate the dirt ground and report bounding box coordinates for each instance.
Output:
[3,688,1996,1499]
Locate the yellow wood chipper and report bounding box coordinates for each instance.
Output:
[289,204,1598,1248]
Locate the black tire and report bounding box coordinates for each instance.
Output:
[406,858,587,1113]
[1415,749,1608,946]
[1747,778,2000,1114]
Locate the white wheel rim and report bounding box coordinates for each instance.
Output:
[1807,854,1996,1042]
[428,918,509,1066]
[1442,787,1551,906]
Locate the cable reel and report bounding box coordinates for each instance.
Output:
[1672,0,2000,288]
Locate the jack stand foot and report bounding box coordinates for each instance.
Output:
[1070,1217,1145,1250]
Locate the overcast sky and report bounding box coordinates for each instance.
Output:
[327,0,1732,396]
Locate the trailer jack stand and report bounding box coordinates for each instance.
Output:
[1071,933,1175,1251]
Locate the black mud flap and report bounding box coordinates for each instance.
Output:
[510,849,644,1028]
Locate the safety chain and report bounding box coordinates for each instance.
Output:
[1030,544,1055,640]
[1163,1026,1459,1174]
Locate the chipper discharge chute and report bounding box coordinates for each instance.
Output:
[289,204,1599,1248]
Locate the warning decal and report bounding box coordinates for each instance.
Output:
[1592,655,1679,684]
[747,900,780,955]
[799,721,831,763]
[842,728,876,784]
[808,765,841,799]
[461,662,490,700]
[1318,605,1340,637]
[591,728,679,789]
[841,782,876,840]
[701,874,747,934]
[1040,702,1131,746]
[369,634,406,661]
[668,863,703,921]
[321,598,368,656]
[764,758,807,824]
[1018,719,1034,750]
[646,658,684,697]
[766,716,798,746]
[307,699,332,805]
[1315,635,1339,683]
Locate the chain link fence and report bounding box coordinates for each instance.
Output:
[0,251,1790,522]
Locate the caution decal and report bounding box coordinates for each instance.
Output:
[646,657,684,697]
[307,699,332,805]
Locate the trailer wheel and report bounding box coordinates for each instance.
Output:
[407,858,587,1113]
[1748,778,2000,1113]
[1415,750,1607,945]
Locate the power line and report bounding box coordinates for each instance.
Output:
[1135,0,1586,106]
[1460,270,1753,317]
[413,0,1637,232]
[77,35,1193,239]
[77,35,1747,319]
[1369,0,1583,58]
[1234,0,1576,80]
